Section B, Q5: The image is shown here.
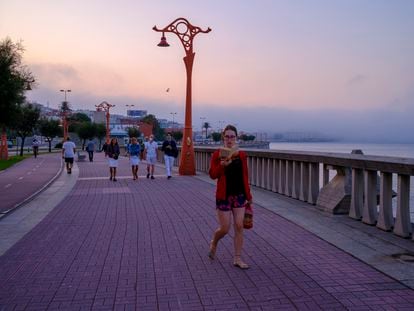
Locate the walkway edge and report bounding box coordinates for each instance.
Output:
[0,163,79,256]
[0,158,64,219]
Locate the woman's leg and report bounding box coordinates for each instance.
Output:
[233,207,248,268]
[209,210,231,259]
[135,165,139,178]
[131,165,135,179]
[109,167,113,180]
[113,167,117,180]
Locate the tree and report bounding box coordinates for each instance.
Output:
[141,114,164,140]
[172,131,183,142]
[126,127,141,138]
[203,122,211,139]
[76,122,96,150]
[95,123,106,150]
[14,103,40,156]
[68,112,90,132]
[0,38,35,159]
[211,132,222,142]
[38,118,62,152]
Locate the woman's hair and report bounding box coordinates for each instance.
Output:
[110,138,117,145]
[222,124,238,137]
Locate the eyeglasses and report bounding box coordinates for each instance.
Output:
[224,135,236,139]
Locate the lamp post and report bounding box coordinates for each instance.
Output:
[126,104,135,116]
[170,112,177,130]
[153,18,211,175]
[60,89,71,140]
[95,101,115,144]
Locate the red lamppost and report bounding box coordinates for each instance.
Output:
[95,101,115,144]
[153,18,211,175]
[59,90,71,141]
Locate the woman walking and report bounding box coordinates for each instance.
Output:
[128,137,140,180]
[208,125,252,269]
[106,138,120,181]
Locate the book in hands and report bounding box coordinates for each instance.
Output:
[219,146,239,160]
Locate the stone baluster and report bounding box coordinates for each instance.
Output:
[349,168,364,219]
[285,160,293,196]
[377,172,393,231]
[272,158,279,192]
[362,170,378,225]
[308,162,319,204]
[323,164,329,186]
[292,161,301,199]
[299,162,309,202]
[278,159,286,194]
[394,174,411,238]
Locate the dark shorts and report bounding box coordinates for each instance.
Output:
[216,194,246,212]
[64,157,74,164]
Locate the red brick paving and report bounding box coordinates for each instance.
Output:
[0,153,413,310]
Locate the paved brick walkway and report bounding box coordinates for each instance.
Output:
[0,153,414,310]
[0,153,62,215]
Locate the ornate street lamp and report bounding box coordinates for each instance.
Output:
[95,101,115,144]
[60,89,72,140]
[153,18,211,175]
[170,112,177,130]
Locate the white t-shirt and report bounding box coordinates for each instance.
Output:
[145,141,158,158]
[62,141,76,158]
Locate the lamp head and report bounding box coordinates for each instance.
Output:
[157,33,170,47]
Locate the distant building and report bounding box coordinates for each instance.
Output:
[127,110,147,118]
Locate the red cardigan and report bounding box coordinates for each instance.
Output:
[209,149,252,202]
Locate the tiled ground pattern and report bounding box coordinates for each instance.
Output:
[0,155,413,310]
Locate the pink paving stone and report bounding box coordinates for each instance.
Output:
[1,152,414,309]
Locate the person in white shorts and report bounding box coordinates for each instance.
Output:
[145,134,158,179]
[127,137,140,180]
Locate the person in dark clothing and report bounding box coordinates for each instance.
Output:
[208,125,252,269]
[161,132,178,179]
[106,138,120,181]
[86,139,95,162]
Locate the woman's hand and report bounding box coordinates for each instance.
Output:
[220,158,232,166]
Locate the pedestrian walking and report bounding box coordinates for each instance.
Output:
[161,132,178,179]
[86,139,95,162]
[145,134,158,179]
[128,137,140,180]
[102,141,108,156]
[208,124,252,269]
[62,137,76,174]
[32,136,40,158]
[106,138,120,181]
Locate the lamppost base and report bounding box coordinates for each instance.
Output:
[178,128,196,175]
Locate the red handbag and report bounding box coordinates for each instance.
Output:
[243,203,253,229]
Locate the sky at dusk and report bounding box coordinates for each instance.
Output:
[1,0,414,142]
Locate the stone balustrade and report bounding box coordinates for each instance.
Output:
[188,146,414,240]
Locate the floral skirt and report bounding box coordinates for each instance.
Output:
[216,194,246,212]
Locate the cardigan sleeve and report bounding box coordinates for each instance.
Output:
[209,150,225,180]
